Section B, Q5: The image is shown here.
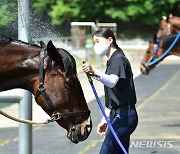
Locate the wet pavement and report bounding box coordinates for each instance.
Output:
[0,59,180,154]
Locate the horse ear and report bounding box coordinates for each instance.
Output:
[47,41,64,71]
[40,41,46,48]
[166,13,173,22]
[47,40,61,61]
[162,16,167,20]
[169,13,173,18]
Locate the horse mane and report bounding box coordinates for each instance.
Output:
[57,48,77,75]
[0,34,40,48]
[0,35,13,46]
[0,35,76,74]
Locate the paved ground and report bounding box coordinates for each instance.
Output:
[0,57,180,154]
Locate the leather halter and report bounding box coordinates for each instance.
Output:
[35,48,90,122]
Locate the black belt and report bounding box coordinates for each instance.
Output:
[114,104,135,111]
[110,105,135,122]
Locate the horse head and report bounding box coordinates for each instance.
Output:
[34,41,92,143]
[0,36,92,144]
[141,14,180,75]
[140,33,180,75]
[157,14,180,37]
[140,34,163,75]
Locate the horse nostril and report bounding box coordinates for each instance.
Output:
[86,124,91,132]
[140,65,144,73]
[72,125,76,132]
[140,67,143,73]
[140,64,149,75]
[86,117,92,134]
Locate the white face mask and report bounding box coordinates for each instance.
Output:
[94,43,108,56]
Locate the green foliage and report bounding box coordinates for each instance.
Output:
[1,0,179,26]
[31,0,179,26]
[106,0,179,25]
[32,0,56,14]
[0,1,17,26]
[48,1,73,24]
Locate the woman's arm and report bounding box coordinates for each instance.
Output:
[97,107,111,135]
[82,60,119,88]
[93,69,119,88]
[100,107,111,123]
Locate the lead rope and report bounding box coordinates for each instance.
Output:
[148,32,180,66]
[83,62,128,154]
[0,109,52,125]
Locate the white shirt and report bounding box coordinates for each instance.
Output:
[92,69,119,88]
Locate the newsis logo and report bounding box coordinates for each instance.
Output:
[130,140,174,149]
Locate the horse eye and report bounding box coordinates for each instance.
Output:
[160,27,164,30]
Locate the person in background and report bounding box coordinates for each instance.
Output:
[82,28,138,154]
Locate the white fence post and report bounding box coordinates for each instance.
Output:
[18,90,32,154]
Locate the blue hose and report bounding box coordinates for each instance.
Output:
[86,75,128,154]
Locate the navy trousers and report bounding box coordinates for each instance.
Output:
[100,108,138,154]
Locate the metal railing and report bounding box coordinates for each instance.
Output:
[0,89,32,154]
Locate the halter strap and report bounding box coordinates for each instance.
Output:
[35,48,56,112]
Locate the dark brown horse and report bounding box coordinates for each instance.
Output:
[0,35,92,143]
[140,34,180,75]
[157,14,180,37]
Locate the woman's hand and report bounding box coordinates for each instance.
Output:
[82,60,95,76]
[97,122,108,135]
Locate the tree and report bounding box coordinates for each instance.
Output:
[32,0,112,25]
[1,0,179,26]
[106,0,180,25]
[32,0,180,26]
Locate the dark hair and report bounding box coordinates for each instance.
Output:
[93,28,119,49]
